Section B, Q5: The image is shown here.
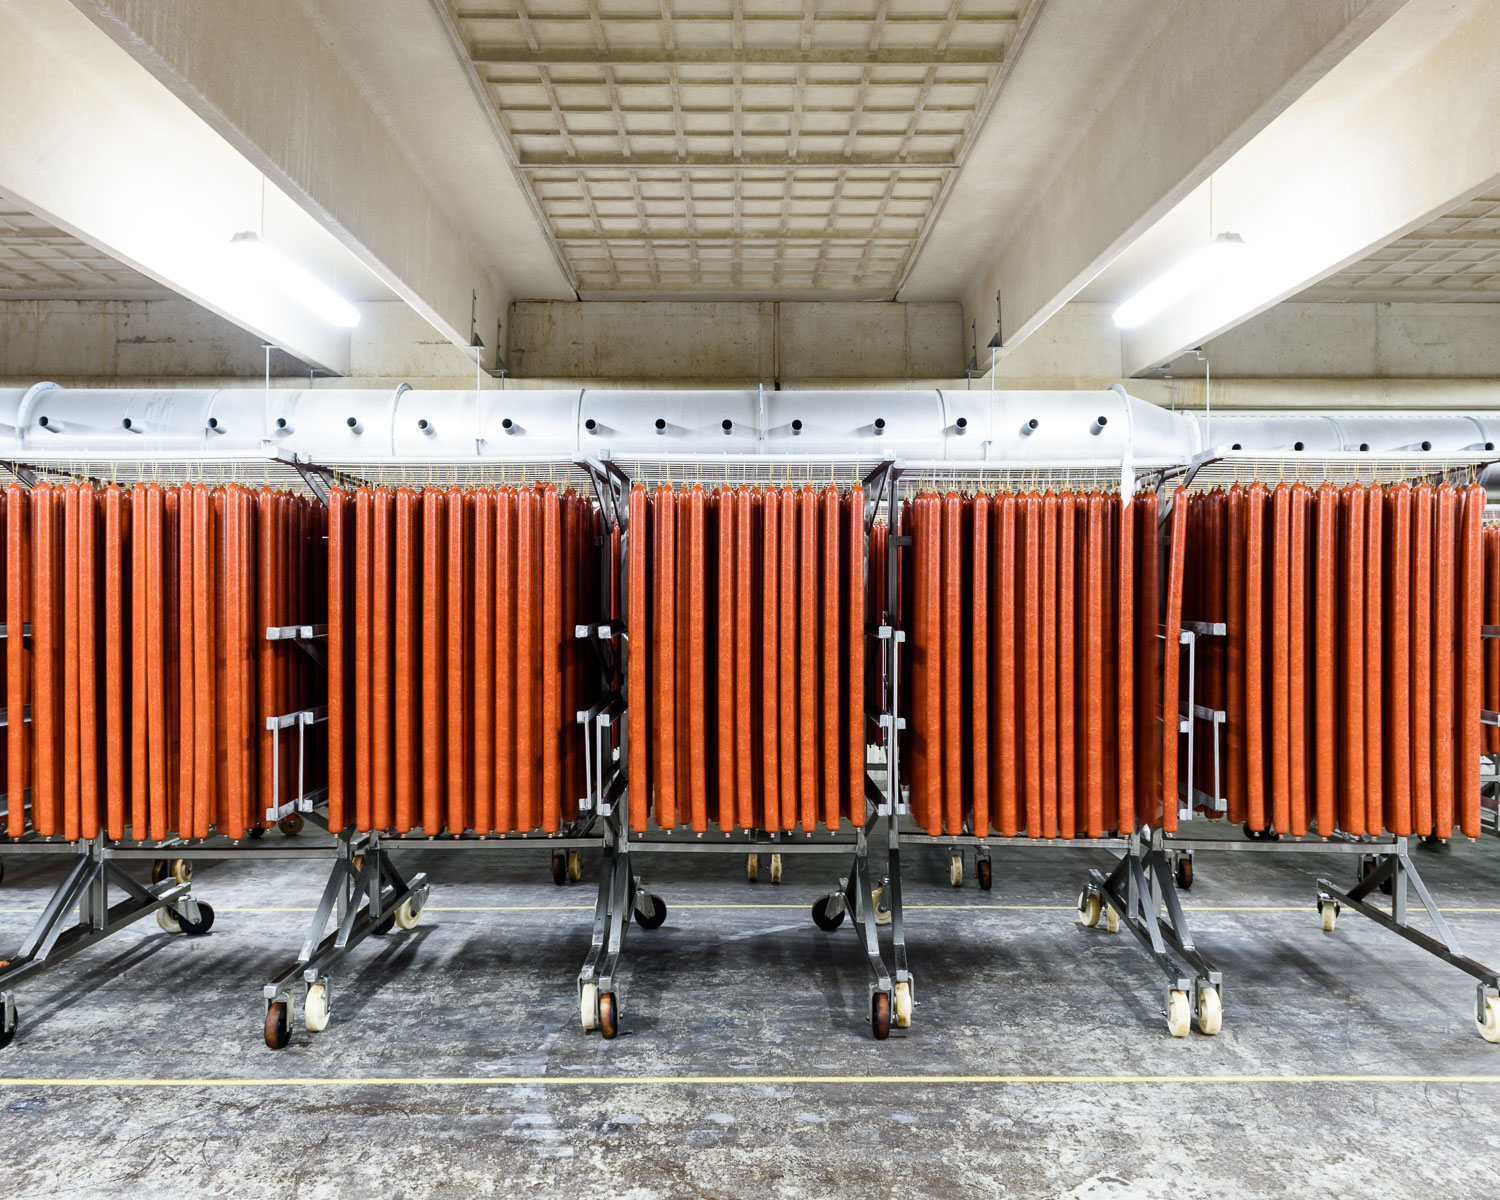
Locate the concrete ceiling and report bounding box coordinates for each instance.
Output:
[445,0,1037,297]
[1295,191,1500,303]
[0,198,172,300]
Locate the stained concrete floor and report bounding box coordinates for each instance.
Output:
[0,832,1498,1199]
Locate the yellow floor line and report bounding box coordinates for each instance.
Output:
[0,1072,1496,1089]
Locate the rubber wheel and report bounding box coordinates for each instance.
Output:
[1079,892,1102,928]
[976,858,992,891]
[0,1015,15,1049]
[769,853,782,885]
[811,895,845,931]
[394,897,422,930]
[304,983,330,1033]
[1175,856,1194,890]
[634,895,667,930]
[746,854,759,883]
[264,1000,292,1050]
[871,991,892,1040]
[155,906,182,935]
[170,859,192,885]
[1359,857,1394,897]
[1196,986,1223,1036]
[0,859,6,886]
[151,859,169,884]
[599,992,619,1040]
[278,813,304,837]
[567,850,582,882]
[1166,989,1190,1038]
[1478,994,1500,1043]
[177,902,215,936]
[247,825,267,840]
[551,852,567,886]
[374,911,397,935]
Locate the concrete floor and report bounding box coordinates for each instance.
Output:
[0,832,1497,1199]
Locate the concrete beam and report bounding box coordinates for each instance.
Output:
[909,0,1404,354]
[66,0,563,362]
[1120,0,1500,376]
[0,0,373,373]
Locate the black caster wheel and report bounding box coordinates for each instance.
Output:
[871,991,891,1040]
[1175,856,1194,890]
[1359,856,1394,896]
[374,911,397,935]
[277,813,304,837]
[178,902,215,936]
[599,992,619,1040]
[634,895,667,930]
[0,858,6,886]
[151,859,169,884]
[811,896,845,931]
[247,825,267,840]
[264,1000,292,1050]
[551,852,567,886]
[976,858,992,891]
[0,1014,15,1050]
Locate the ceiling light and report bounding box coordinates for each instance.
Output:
[1112,233,1246,329]
[228,232,360,328]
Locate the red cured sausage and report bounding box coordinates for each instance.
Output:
[1313,484,1338,835]
[1287,484,1310,836]
[372,489,394,833]
[1020,493,1042,836]
[420,490,445,833]
[1458,483,1485,838]
[1082,494,1105,838]
[393,488,417,833]
[470,490,494,833]
[1338,486,1367,835]
[125,487,146,840]
[778,489,799,831]
[626,485,649,833]
[1386,485,1413,837]
[1162,491,1189,834]
[1039,494,1059,837]
[821,487,842,832]
[1133,493,1161,826]
[191,485,215,839]
[445,488,468,833]
[1224,486,1246,827]
[541,486,563,833]
[1116,490,1135,833]
[689,486,710,832]
[716,489,737,830]
[846,488,866,824]
[1269,484,1291,835]
[906,496,929,833]
[354,489,374,832]
[1242,483,1267,834]
[145,486,167,840]
[1432,484,1457,839]
[1410,484,1435,837]
[31,485,58,837]
[920,494,943,834]
[758,488,778,832]
[256,489,278,831]
[993,493,1019,837]
[62,486,82,841]
[942,491,964,836]
[674,491,691,823]
[970,495,991,837]
[736,487,757,829]
[5,486,26,838]
[222,489,244,839]
[495,487,517,834]
[1363,484,1384,836]
[1056,494,1076,838]
[799,486,820,832]
[649,485,676,830]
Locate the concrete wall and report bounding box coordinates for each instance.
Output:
[506,301,965,382]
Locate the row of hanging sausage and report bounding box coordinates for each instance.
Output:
[326,484,603,835]
[624,483,873,834]
[900,489,1185,839]
[1181,481,1485,839]
[2,482,324,841]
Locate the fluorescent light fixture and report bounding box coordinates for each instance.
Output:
[1112,233,1246,329]
[228,232,360,328]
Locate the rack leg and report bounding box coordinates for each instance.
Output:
[0,846,197,1049]
[1316,842,1500,1041]
[1080,835,1222,1038]
[261,834,428,1049]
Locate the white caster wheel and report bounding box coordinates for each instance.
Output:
[170,859,192,885]
[949,855,963,888]
[394,897,422,930]
[155,907,181,934]
[1319,900,1338,932]
[893,980,913,1029]
[304,982,331,1033]
[872,885,892,927]
[1166,989,1191,1038]
[567,850,582,882]
[1478,994,1500,1043]
[1079,892,1102,928]
[769,853,783,885]
[746,854,759,883]
[1196,986,1222,1036]
[580,982,598,1033]
[1105,905,1121,934]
